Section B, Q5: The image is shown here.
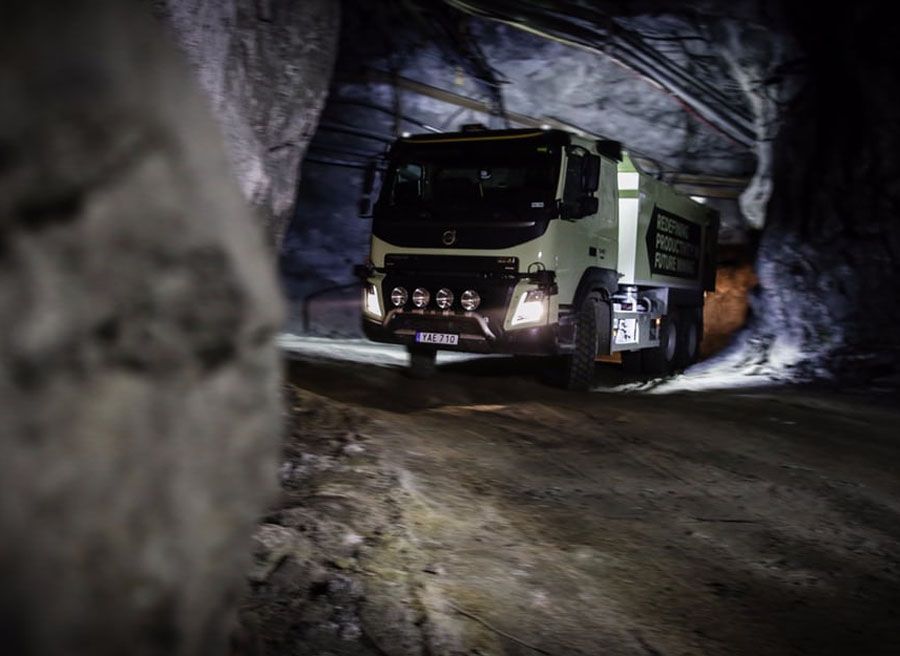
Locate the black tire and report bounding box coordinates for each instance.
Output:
[675,306,702,369]
[642,307,679,377]
[595,298,612,357]
[407,345,437,379]
[563,293,603,391]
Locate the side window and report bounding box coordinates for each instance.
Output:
[392,163,423,204]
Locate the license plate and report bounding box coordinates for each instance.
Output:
[415,332,459,345]
[614,318,639,344]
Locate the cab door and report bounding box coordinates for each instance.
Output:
[561,149,617,272]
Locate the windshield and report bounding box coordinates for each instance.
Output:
[378,140,561,221]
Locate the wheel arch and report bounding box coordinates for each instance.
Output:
[572,267,619,309]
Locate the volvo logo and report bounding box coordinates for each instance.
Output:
[441,229,457,246]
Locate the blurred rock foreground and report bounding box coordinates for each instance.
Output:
[0,1,289,654]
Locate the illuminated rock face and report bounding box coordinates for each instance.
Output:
[155,0,341,247]
[711,4,900,383]
[0,2,282,653]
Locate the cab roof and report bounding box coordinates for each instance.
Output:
[397,127,622,161]
[399,127,571,147]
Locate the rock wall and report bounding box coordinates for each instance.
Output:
[0,2,282,654]
[712,2,900,384]
[155,0,341,247]
[708,7,799,230]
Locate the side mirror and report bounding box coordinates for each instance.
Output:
[562,150,601,219]
[595,140,622,161]
[579,196,599,216]
[361,162,377,196]
[561,196,598,220]
[358,162,379,219]
[582,155,600,193]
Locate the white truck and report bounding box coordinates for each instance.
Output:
[357,126,718,389]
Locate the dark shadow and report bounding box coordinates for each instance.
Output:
[284,351,650,414]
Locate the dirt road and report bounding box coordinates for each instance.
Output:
[239,345,900,656]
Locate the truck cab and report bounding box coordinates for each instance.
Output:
[358,126,718,389]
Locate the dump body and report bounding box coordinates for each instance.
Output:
[616,154,718,292]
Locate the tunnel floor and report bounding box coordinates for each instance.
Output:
[237,341,900,656]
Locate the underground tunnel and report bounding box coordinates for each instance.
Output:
[1,1,899,655]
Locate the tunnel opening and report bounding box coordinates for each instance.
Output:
[702,242,758,359]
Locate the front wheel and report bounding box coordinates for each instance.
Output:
[407,345,437,379]
[563,294,605,391]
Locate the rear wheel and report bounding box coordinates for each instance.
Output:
[407,345,437,379]
[563,293,606,391]
[675,306,702,369]
[641,308,679,377]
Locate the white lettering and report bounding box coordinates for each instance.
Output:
[657,213,692,240]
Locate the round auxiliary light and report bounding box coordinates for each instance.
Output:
[435,288,454,310]
[460,289,481,311]
[390,286,408,307]
[412,287,430,308]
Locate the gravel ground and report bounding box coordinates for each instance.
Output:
[236,352,900,656]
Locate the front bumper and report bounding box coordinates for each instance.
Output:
[359,261,566,355]
[363,311,561,355]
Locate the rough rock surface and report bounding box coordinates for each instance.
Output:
[705,6,800,230]
[0,2,282,654]
[155,0,341,246]
[695,2,900,384]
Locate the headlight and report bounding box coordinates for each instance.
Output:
[435,288,454,309]
[511,289,546,326]
[390,286,408,307]
[364,283,382,319]
[461,289,480,311]
[412,287,430,308]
